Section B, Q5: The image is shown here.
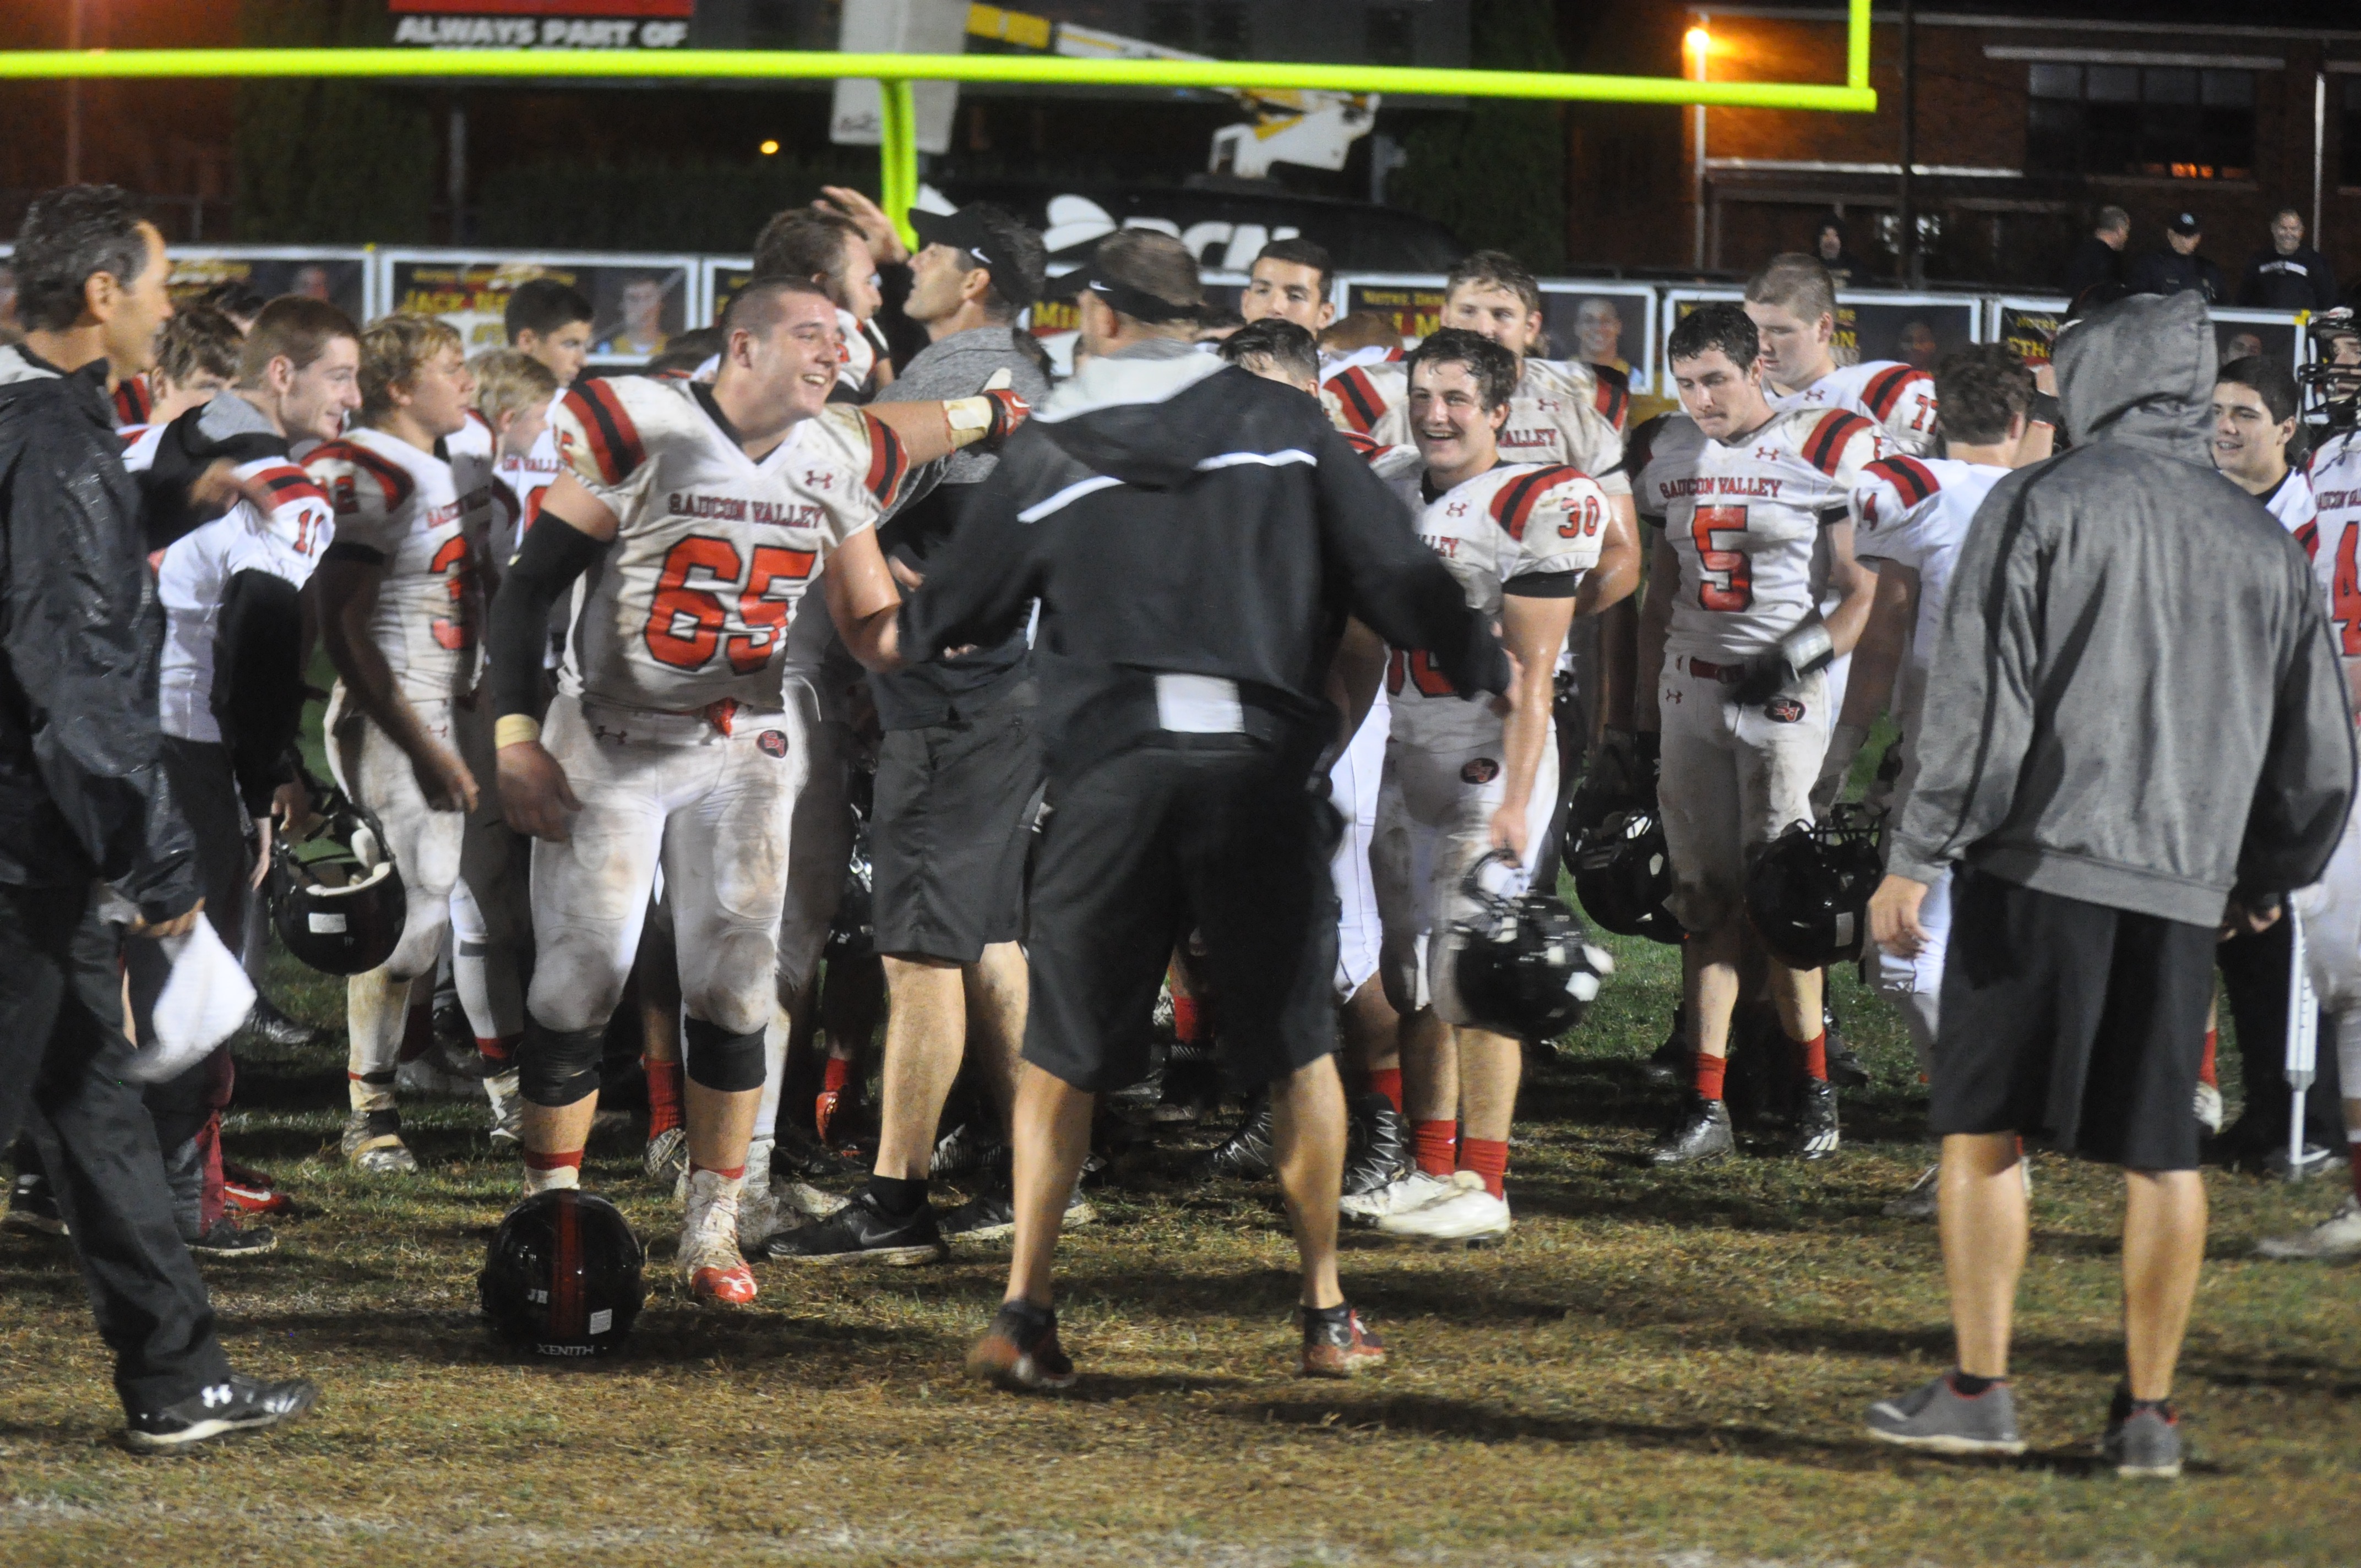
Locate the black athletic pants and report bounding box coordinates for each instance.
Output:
[0,880,232,1414]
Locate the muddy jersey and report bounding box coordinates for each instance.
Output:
[1772,360,1938,456]
[1662,406,1887,662]
[2308,431,2361,658]
[1377,358,1629,499]
[308,427,497,704]
[1379,460,1609,749]
[549,374,878,714]
[1849,454,2006,711]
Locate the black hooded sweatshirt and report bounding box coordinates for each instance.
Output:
[900,339,1508,778]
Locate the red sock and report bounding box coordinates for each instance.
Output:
[644,1057,683,1137]
[1694,1052,1727,1101]
[1795,1031,1829,1083]
[1459,1136,1509,1199]
[690,1162,746,1181]
[477,1034,516,1067]
[1412,1119,1457,1177]
[1172,992,1203,1043]
[2199,1028,2218,1090]
[1366,1068,1404,1115]
[523,1147,583,1173]
[822,1055,852,1095]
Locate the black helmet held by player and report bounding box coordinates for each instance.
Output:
[1571,807,1683,944]
[480,1190,645,1359]
[1743,804,1887,970]
[1449,851,1616,1040]
[266,795,406,976]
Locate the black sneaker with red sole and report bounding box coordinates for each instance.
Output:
[966,1299,1077,1391]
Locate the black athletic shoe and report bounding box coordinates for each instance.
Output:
[1301,1303,1388,1378]
[2102,1385,2185,1479]
[763,1190,947,1266]
[966,1299,1077,1391]
[1190,1096,1275,1181]
[8,1169,67,1235]
[1793,1077,1842,1160]
[1641,1008,1691,1086]
[187,1217,276,1259]
[1652,1096,1734,1166]
[941,1181,1096,1242]
[1342,1092,1411,1197]
[243,997,323,1049]
[123,1373,318,1453]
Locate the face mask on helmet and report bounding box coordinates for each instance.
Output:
[1451,850,1618,1040]
[268,796,407,976]
[1743,804,1887,970]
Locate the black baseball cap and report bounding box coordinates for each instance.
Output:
[2168,211,2202,236]
[909,205,1045,309]
[1042,255,1203,325]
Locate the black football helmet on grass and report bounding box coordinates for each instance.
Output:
[480,1190,645,1359]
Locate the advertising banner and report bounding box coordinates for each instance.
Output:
[383,250,697,364]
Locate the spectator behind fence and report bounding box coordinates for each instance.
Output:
[2128,212,2227,304]
[2241,208,2338,313]
[2063,206,2130,301]
[1859,291,2354,1476]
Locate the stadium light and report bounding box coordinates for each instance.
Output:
[0,0,1874,242]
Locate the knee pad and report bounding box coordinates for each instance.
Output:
[518,1021,605,1107]
[683,1016,766,1093]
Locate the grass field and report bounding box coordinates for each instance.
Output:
[5,926,2359,1567]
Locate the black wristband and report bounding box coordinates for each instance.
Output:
[2028,391,2061,429]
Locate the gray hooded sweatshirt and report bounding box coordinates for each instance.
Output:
[1889,290,2354,927]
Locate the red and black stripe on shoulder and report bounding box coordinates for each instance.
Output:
[250,461,330,511]
[560,378,648,486]
[857,410,909,505]
[1343,429,1384,460]
[113,374,152,427]
[1325,366,1389,433]
[1864,454,1940,511]
[2297,520,2322,563]
[1802,409,1875,477]
[1862,364,1931,422]
[308,439,416,512]
[1489,464,1585,541]
[1588,363,1630,430]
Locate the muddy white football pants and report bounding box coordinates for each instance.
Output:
[1654,660,1829,937]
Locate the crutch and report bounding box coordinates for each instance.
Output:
[2288,903,2320,1183]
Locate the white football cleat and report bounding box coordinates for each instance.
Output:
[645,1125,689,1186]
[484,1069,523,1146]
[1375,1171,1511,1244]
[1339,1168,1454,1226]
[681,1167,757,1305]
[734,1136,793,1253]
[340,1110,418,1175]
[2256,1193,2361,1260]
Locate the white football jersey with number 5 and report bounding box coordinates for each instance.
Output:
[548,375,878,715]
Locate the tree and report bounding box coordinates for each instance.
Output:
[234,0,434,243]
[1386,0,1568,270]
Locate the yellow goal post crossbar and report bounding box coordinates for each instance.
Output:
[0,0,1874,244]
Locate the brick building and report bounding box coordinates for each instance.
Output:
[1568,0,2361,295]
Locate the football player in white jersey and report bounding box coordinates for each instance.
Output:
[487,278,1018,1304]
[310,315,521,1174]
[1744,254,1939,457]
[1355,329,1638,1243]
[754,203,895,398]
[2212,356,2314,545]
[1825,346,2033,1216]
[494,280,595,531]
[1639,303,1885,1166]
[2259,371,2361,1259]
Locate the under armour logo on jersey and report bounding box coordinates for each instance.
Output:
[1447,502,1470,517]
[202,1384,232,1408]
[1754,447,1779,462]
[801,468,835,491]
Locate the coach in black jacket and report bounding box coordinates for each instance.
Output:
[902,230,1507,1387]
[0,186,314,1450]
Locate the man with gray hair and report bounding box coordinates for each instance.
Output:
[1862,291,2354,1477]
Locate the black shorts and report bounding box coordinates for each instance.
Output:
[1932,868,2216,1170]
[1025,737,1342,1094]
[869,692,1045,965]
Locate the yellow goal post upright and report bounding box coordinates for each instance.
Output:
[0,0,1873,247]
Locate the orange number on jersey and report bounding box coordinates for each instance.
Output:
[2335,523,2361,657]
[1691,505,1752,612]
[1384,647,1457,698]
[645,536,819,673]
[1558,493,1602,540]
[428,533,475,651]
